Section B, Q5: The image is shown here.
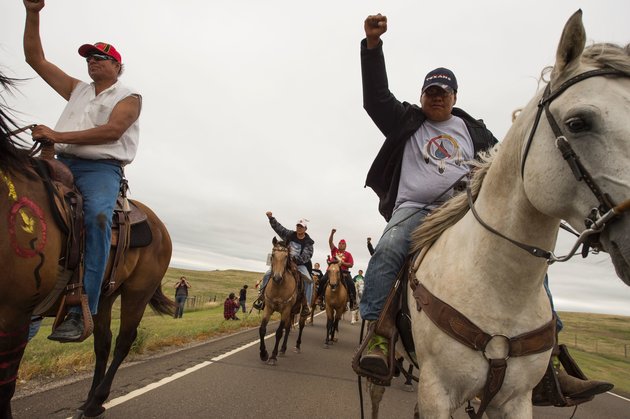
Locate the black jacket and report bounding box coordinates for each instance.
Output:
[361,39,499,221]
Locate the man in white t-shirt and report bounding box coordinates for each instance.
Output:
[23,0,141,342]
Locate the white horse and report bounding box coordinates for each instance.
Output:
[371,10,630,419]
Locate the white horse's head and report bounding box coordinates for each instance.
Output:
[516,10,630,285]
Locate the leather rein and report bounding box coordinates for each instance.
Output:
[471,68,630,264]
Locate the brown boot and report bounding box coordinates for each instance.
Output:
[359,332,389,376]
[556,369,614,399]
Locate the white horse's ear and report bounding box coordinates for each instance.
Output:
[272,236,278,245]
[552,9,586,80]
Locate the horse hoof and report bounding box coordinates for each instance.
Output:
[279,351,286,357]
[267,358,277,366]
[293,347,301,354]
[403,384,414,392]
[72,411,85,419]
[323,343,330,349]
[332,337,338,342]
[260,352,269,362]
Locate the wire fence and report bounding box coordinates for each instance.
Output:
[561,334,630,359]
[183,295,218,309]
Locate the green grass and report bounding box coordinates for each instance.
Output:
[18,269,630,399]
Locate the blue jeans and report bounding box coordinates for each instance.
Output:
[360,207,429,321]
[262,265,313,304]
[175,295,187,318]
[59,156,122,315]
[544,274,564,332]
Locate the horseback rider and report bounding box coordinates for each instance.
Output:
[255,212,314,316]
[23,0,141,342]
[316,230,358,310]
[357,12,612,401]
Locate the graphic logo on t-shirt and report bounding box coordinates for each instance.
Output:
[422,134,464,174]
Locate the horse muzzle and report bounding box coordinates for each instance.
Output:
[272,273,284,284]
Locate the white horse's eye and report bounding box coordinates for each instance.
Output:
[565,116,589,133]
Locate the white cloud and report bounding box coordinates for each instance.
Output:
[3,0,630,315]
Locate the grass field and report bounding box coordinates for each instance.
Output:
[18,268,630,399]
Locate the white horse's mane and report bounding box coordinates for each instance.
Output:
[410,42,630,255]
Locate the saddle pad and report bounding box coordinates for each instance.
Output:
[111,220,152,248]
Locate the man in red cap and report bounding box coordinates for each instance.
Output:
[22,0,142,342]
[316,229,357,310]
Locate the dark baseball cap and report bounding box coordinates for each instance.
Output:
[422,67,458,93]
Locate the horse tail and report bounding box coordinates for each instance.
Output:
[148,285,176,317]
[0,74,32,175]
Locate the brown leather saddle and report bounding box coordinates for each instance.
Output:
[31,157,152,340]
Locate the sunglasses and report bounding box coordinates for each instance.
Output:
[86,53,115,63]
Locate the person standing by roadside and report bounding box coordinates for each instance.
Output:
[239,284,248,313]
[224,293,240,320]
[174,276,191,318]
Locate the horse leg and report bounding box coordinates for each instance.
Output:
[259,312,270,362]
[80,290,147,418]
[324,317,333,347]
[367,380,386,419]
[268,320,285,366]
[331,313,341,342]
[0,315,30,419]
[279,319,291,356]
[77,295,115,415]
[293,312,307,353]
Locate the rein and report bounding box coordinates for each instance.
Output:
[7,124,53,157]
[470,68,630,264]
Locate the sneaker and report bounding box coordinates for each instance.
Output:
[359,333,389,376]
[557,369,614,399]
[48,312,84,343]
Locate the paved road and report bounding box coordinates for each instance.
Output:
[12,311,629,418]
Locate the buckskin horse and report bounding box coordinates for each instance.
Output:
[365,10,630,419]
[0,74,174,419]
[323,256,348,348]
[258,237,308,365]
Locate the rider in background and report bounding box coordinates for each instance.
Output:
[316,229,358,310]
[23,0,141,342]
[256,212,314,316]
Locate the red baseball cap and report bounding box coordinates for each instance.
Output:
[339,239,346,245]
[78,42,122,63]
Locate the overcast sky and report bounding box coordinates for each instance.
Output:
[2,0,630,316]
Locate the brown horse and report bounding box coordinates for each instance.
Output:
[0,74,174,419]
[308,270,323,325]
[259,237,308,365]
[323,256,348,347]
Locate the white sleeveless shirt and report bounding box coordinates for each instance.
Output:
[54,80,141,165]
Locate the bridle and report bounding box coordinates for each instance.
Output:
[270,244,290,282]
[470,68,630,264]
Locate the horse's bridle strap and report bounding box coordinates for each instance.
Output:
[466,186,552,260]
